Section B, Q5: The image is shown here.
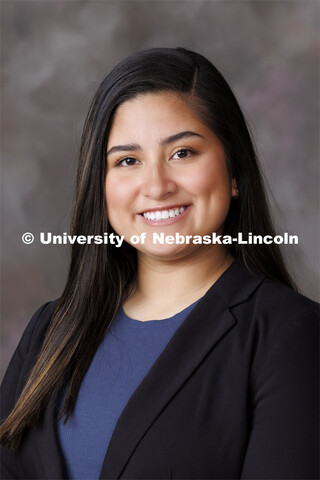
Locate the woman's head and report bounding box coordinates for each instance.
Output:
[74,47,278,271]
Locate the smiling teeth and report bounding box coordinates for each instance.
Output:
[143,207,186,221]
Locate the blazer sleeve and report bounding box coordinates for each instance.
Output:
[1,301,56,479]
[240,306,319,479]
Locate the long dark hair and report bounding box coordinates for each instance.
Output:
[1,47,296,449]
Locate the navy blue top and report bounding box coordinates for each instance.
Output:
[57,301,198,479]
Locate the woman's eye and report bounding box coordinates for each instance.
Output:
[172,149,194,159]
[117,157,139,167]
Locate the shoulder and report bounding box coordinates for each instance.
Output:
[3,299,59,373]
[245,279,319,339]
[1,300,59,419]
[226,274,319,385]
[247,280,318,356]
[209,261,319,365]
[243,279,319,343]
[230,269,319,340]
[211,260,318,326]
[15,300,59,359]
[253,279,318,317]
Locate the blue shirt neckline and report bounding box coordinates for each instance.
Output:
[120,298,201,324]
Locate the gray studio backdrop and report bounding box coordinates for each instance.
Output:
[1,0,319,379]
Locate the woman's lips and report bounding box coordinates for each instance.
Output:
[138,205,190,226]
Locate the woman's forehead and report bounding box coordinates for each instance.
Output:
[107,92,214,147]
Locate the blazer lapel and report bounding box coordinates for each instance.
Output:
[39,299,234,480]
[99,261,264,479]
[99,263,259,479]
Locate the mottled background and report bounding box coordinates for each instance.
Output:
[1,0,319,379]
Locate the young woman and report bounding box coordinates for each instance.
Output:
[1,47,318,480]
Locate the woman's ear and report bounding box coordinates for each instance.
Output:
[231,178,239,199]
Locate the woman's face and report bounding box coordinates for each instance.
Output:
[105,92,237,260]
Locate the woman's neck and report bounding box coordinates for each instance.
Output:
[123,246,233,321]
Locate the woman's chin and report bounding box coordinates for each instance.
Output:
[135,241,212,263]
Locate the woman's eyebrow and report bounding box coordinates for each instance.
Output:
[160,130,205,145]
[106,131,204,157]
[107,143,140,157]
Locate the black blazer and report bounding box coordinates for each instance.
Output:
[1,261,319,479]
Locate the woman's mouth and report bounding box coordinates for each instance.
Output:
[139,205,190,225]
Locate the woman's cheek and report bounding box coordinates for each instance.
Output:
[106,175,133,206]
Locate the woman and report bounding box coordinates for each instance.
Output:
[1,47,318,479]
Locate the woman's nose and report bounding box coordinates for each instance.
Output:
[140,163,177,200]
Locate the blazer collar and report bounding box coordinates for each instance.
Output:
[99,260,264,479]
[210,259,264,307]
